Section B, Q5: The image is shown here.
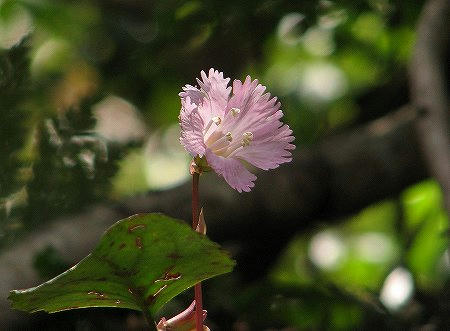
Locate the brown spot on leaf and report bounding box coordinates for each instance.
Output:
[119,243,126,250]
[146,285,167,305]
[87,291,106,299]
[165,272,181,280]
[135,236,143,249]
[155,266,181,282]
[128,224,146,233]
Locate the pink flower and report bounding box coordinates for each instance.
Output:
[179,69,295,192]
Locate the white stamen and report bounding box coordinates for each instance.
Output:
[204,116,222,134]
[226,145,243,158]
[231,107,241,116]
[209,132,232,151]
[241,131,253,147]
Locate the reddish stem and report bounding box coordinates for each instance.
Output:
[194,283,203,330]
[192,172,203,331]
[192,172,200,229]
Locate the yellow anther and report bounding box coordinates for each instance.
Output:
[231,108,241,116]
[212,116,221,125]
[226,132,233,142]
[241,131,253,146]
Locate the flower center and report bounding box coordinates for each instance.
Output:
[206,126,253,158]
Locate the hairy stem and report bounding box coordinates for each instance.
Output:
[192,172,203,331]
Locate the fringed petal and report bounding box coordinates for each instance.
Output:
[206,149,256,193]
[179,97,206,157]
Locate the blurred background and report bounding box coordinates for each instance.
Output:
[0,0,448,330]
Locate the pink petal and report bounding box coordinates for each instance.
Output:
[222,78,279,136]
[197,68,231,115]
[235,141,294,170]
[206,149,256,192]
[180,69,232,131]
[221,75,295,171]
[179,97,206,157]
[179,84,204,106]
[226,76,261,115]
[235,122,295,170]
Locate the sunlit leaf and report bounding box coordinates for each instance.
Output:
[270,200,400,311]
[110,149,149,198]
[9,213,235,322]
[402,180,449,289]
[402,180,441,230]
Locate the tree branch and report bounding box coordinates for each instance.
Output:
[409,0,450,211]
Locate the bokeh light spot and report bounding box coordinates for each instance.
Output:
[379,267,414,311]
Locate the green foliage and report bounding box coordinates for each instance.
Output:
[2,0,444,329]
[0,0,425,244]
[9,213,235,323]
[236,282,364,330]
[0,38,31,198]
[0,40,121,245]
[402,180,449,289]
[266,180,449,329]
[24,114,120,227]
[33,245,70,280]
[16,0,99,42]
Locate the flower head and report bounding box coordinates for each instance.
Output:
[179,68,295,192]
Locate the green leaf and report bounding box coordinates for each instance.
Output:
[402,180,449,289]
[9,213,235,321]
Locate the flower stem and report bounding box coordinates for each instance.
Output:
[194,283,203,330]
[192,172,200,229]
[192,172,203,331]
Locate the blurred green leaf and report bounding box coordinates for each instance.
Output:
[18,0,99,41]
[270,180,448,328]
[342,201,398,233]
[33,245,70,280]
[402,180,449,289]
[9,213,235,321]
[0,38,31,239]
[351,12,385,44]
[270,201,400,309]
[111,149,149,198]
[237,281,364,329]
[337,49,381,90]
[146,80,182,128]
[402,180,441,230]
[175,1,202,21]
